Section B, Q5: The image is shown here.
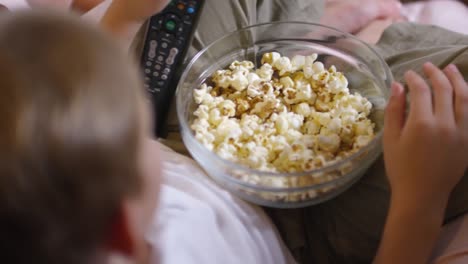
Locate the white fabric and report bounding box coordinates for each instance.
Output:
[0,0,29,10]
[147,142,295,264]
[401,0,468,35]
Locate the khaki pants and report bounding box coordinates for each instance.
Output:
[133,0,468,263]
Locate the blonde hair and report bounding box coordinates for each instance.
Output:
[0,11,148,264]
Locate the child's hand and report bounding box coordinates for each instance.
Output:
[101,0,169,41]
[108,0,170,22]
[383,63,468,205]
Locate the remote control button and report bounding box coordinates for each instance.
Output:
[145,77,150,82]
[177,25,184,34]
[157,81,165,86]
[177,3,185,10]
[153,72,159,77]
[161,74,168,80]
[165,20,176,31]
[145,69,151,74]
[170,47,179,55]
[187,6,195,14]
[157,55,164,62]
[161,42,168,49]
[155,64,162,70]
[166,58,174,65]
[146,61,152,67]
[150,87,160,93]
[176,39,184,46]
[163,68,171,74]
[168,13,179,19]
[148,40,157,58]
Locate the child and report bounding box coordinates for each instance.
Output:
[0,10,160,264]
[0,4,467,263]
[0,10,294,264]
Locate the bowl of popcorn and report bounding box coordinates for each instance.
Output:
[176,22,392,208]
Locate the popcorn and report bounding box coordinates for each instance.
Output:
[353,120,375,136]
[208,108,224,126]
[229,60,255,71]
[354,135,372,148]
[215,142,238,160]
[317,133,341,153]
[256,63,274,80]
[280,76,294,89]
[275,114,289,134]
[304,120,320,135]
[215,118,242,142]
[193,83,211,104]
[194,104,209,120]
[247,72,261,84]
[230,71,249,91]
[291,55,306,71]
[272,56,293,75]
[218,99,236,117]
[261,51,281,65]
[191,52,376,201]
[327,117,342,134]
[294,102,312,117]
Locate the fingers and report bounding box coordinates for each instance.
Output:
[355,18,393,44]
[384,82,406,142]
[423,62,455,123]
[405,70,433,121]
[71,0,105,13]
[444,64,468,130]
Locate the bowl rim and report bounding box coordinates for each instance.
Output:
[176,21,392,178]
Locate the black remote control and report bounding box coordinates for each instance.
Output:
[140,0,204,138]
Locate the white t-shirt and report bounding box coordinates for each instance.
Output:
[148,142,295,264]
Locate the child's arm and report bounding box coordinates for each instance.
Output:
[100,0,168,39]
[374,63,468,263]
[71,0,104,12]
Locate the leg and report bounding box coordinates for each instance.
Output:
[189,0,324,57]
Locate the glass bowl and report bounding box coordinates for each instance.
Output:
[176,22,392,208]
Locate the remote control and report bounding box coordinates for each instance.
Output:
[140,0,204,138]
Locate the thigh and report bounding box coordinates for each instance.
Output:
[190,0,324,57]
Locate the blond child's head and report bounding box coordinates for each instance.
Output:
[0,10,160,264]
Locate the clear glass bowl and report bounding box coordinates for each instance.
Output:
[176,22,392,208]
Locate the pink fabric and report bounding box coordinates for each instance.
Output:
[402,0,468,35]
